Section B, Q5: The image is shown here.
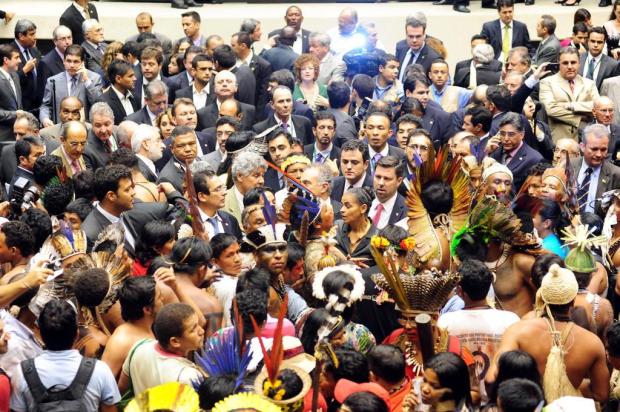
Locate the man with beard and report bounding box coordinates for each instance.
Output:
[304,111,341,165]
[132,124,165,183]
[480,163,513,205]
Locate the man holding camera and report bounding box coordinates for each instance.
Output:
[8,137,45,201]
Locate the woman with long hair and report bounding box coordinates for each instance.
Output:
[605,1,620,59]
[335,187,377,268]
[420,352,473,412]
[293,54,329,112]
[155,108,175,141]
[532,199,569,259]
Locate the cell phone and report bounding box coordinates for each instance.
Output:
[547,63,560,73]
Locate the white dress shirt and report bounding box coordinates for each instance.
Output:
[292,31,303,55]
[274,114,296,138]
[199,208,224,239]
[136,154,157,177]
[192,84,210,110]
[368,192,398,230]
[344,172,367,193]
[111,85,135,116]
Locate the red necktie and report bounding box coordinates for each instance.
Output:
[372,204,384,227]
[569,80,575,94]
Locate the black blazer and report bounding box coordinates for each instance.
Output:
[0,71,22,142]
[101,88,140,125]
[138,157,158,183]
[268,28,310,54]
[157,157,185,193]
[167,71,192,100]
[83,130,119,170]
[126,107,154,126]
[248,54,273,120]
[219,210,243,240]
[579,53,620,91]
[454,58,502,79]
[454,64,501,88]
[334,220,378,266]
[490,142,544,191]
[422,100,454,149]
[0,139,58,184]
[37,49,65,103]
[303,144,341,164]
[196,100,256,131]
[59,3,99,46]
[396,42,441,77]
[133,74,177,105]
[481,19,531,60]
[263,167,282,192]
[388,194,408,226]
[253,114,314,145]
[231,65,256,107]
[330,174,373,202]
[14,40,41,113]
[174,84,216,111]
[263,100,314,125]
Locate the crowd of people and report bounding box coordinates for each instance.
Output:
[2,0,620,411]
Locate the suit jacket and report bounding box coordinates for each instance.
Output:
[83,130,119,170]
[40,70,103,124]
[126,107,154,126]
[454,64,501,89]
[330,173,373,202]
[263,167,282,192]
[422,100,454,148]
[490,142,544,190]
[268,28,311,54]
[50,146,88,178]
[174,84,216,113]
[0,71,22,142]
[264,100,314,125]
[132,74,176,106]
[253,114,314,145]
[303,144,341,164]
[539,73,599,141]
[37,49,65,103]
[318,53,346,85]
[534,35,561,66]
[601,75,620,128]
[216,210,243,240]
[230,65,256,107]
[396,43,440,78]
[203,150,223,175]
[579,53,620,91]
[81,41,108,76]
[223,188,243,225]
[40,122,91,142]
[101,87,140,126]
[197,100,256,131]
[330,109,358,147]
[14,41,41,113]
[571,158,620,216]
[388,194,407,226]
[126,32,172,56]
[480,19,531,60]
[0,140,59,184]
[157,157,185,192]
[59,3,99,46]
[248,54,273,119]
[262,45,298,73]
[454,58,502,79]
[166,71,192,101]
[137,157,158,183]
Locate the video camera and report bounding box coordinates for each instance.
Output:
[10,177,40,217]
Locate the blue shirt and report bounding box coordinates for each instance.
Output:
[542,233,568,259]
[430,84,473,111]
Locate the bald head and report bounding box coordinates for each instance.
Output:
[219,99,241,118]
[117,120,139,149]
[338,8,358,35]
[280,26,298,45]
[473,85,489,105]
[553,138,580,166]
[593,95,615,126]
[214,70,238,100]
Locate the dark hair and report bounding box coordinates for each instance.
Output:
[147,256,173,276]
[346,187,373,212]
[465,106,492,133]
[400,97,425,117]
[367,345,405,385]
[73,268,110,307]
[493,350,542,398]
[119,276,157,322]
[320,269,359,320]
[266,129,294,146]
[538,199,569,234]
[193,169,217,196]
[581,212,603,236]
[572,22,589,35]
[540,14,556,35]
[0,44,18,65]
[300,308,333,353]
[234,289,268,335]
[341,139,370,162]
[107,60,134,86]
[215,115,241,131]
[327,81,351,109]
[93,164,132,202]
[403,73,429,94]
[170,237,212,275]
[191,53,214,71]
[122,41,142,60]
[498,378,544,412]
[235,267,270,295]
[242,186,274,208]
[33,155,63,187]
[286,243,305,270]
[181,10,201,22]
[324,349,369,383]
[72,170,95,200]
[65,198,94,222]
[19,208,52,252]
[213,45,237,69]
[487,85,512,113]
[42,183,75,217]
[377,225,408,248]
[343,392,389,412]
[15,136,43,162]
[108,147,139,169]
[425,352,472,407]
[234,31,253,49]
[1,221,34,257]
[527,162,552,177]
[607,322,620,357]
[421,181,453,219]
[153,302,196,349]
[366,103,392,122]
[314,111,337,128]
[197,376,237,410]
[39,299,78,351]
[211,233,238,259]
[396,113,422,129]
[63,44,84,61]
[531,253,564,289]
[269,69,295,91]
[351,74,374,100]
[497,0,514,9]
[458,259,493,300]
[376,156,405,179]
[471,34,489,43]
[137,220,176,265]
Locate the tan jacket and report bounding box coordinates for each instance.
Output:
[50,146,87,178]
[223,186,242,224]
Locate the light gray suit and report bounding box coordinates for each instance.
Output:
[318,53,346,86]
[39,70,103,124]
[533,35,561,66]
[202,150,223,173]
[126,32,172,56]
[601,75,620,128]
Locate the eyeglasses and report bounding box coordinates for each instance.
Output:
[260,244,287,254]
[498,131,519,138]
[68,141,87,148]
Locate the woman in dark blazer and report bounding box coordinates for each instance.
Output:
[335,187,377,268]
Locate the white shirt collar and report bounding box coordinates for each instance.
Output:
[0,67,12,80]
[111,85,132,101]
[345,172,366,191]
[199,206,219,221]
[146,106,157,123]
[370,191,398,218]
[136,154,156,175]
[368,144,389,159]
[96,203,120,223]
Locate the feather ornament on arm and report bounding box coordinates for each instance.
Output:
[251,294,288,384]
[184,160,205,238]
[563,151,579,217]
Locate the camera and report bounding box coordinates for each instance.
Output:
[343,49,384,78]
[10,177,40,217]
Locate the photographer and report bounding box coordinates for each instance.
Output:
[8,136,45,201]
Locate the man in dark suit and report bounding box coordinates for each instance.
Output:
[262,27,299,73]
[167,46,202,101]
[365,112,406,176]
[9,136,45,200]
[268,5,311,54]
[132,47,176,107]
[83,102,119,170]
[253,86,313,146]
[59,0,98,46]
[194,169,243,240]
[158,125,200,193]
[579,27,620,91]
[490,112,544,191]
[369,156,407,230]
[81,19,108,76]
[37,25,72,104]
[102,60,139,126]
[0,44,23,142]
[13,19,41,115]
[573,124,620,217]
[480,0,531,61]
[454,44,502,89]
[125,12,173,56]
[454,35,503,86]
[586,96,620,160]
[127,80,169,127]
[396,17,441,83]
[173,54,215,113]
[304,111,341,165]
[232,31,272,118]
[327,81,358,148]
[262,130,294,192]
[331,140,372,202]
[263,70,314,124]
[213,45,256,107]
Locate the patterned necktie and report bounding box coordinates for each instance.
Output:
[371,153,383,174]
[315,152,324,164]
[70,158,81,175]
[372,204,384,227]
[502,24,510,59]
[577,167,593,212]
[83,6,90,19]
[281,122,289,133]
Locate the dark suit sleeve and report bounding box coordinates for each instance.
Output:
[511,82,533,113]
[302,118,314,145]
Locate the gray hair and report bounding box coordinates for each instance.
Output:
[508,47,531,67]
[306,163,333,195]
[214,70,237,85]
[117,120,139,148]
[81,19,101,35]
[232,151,267,182]
[582,124,610,145]
[309,32,331,48]
[145,79,168,100]
[191,160,214,174]
[15,111,40,133]
[14,19,36,38]
[405,14,426,30]
[89,102,114,122]
[240,18,261,34]
[53,25,72,41]
[473,44,495,64]
[498,112,524,132]
[131,124,160,153]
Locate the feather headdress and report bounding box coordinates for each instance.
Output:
[562,224,608,273]
[125,382,199,412]
[183,160,205,238]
